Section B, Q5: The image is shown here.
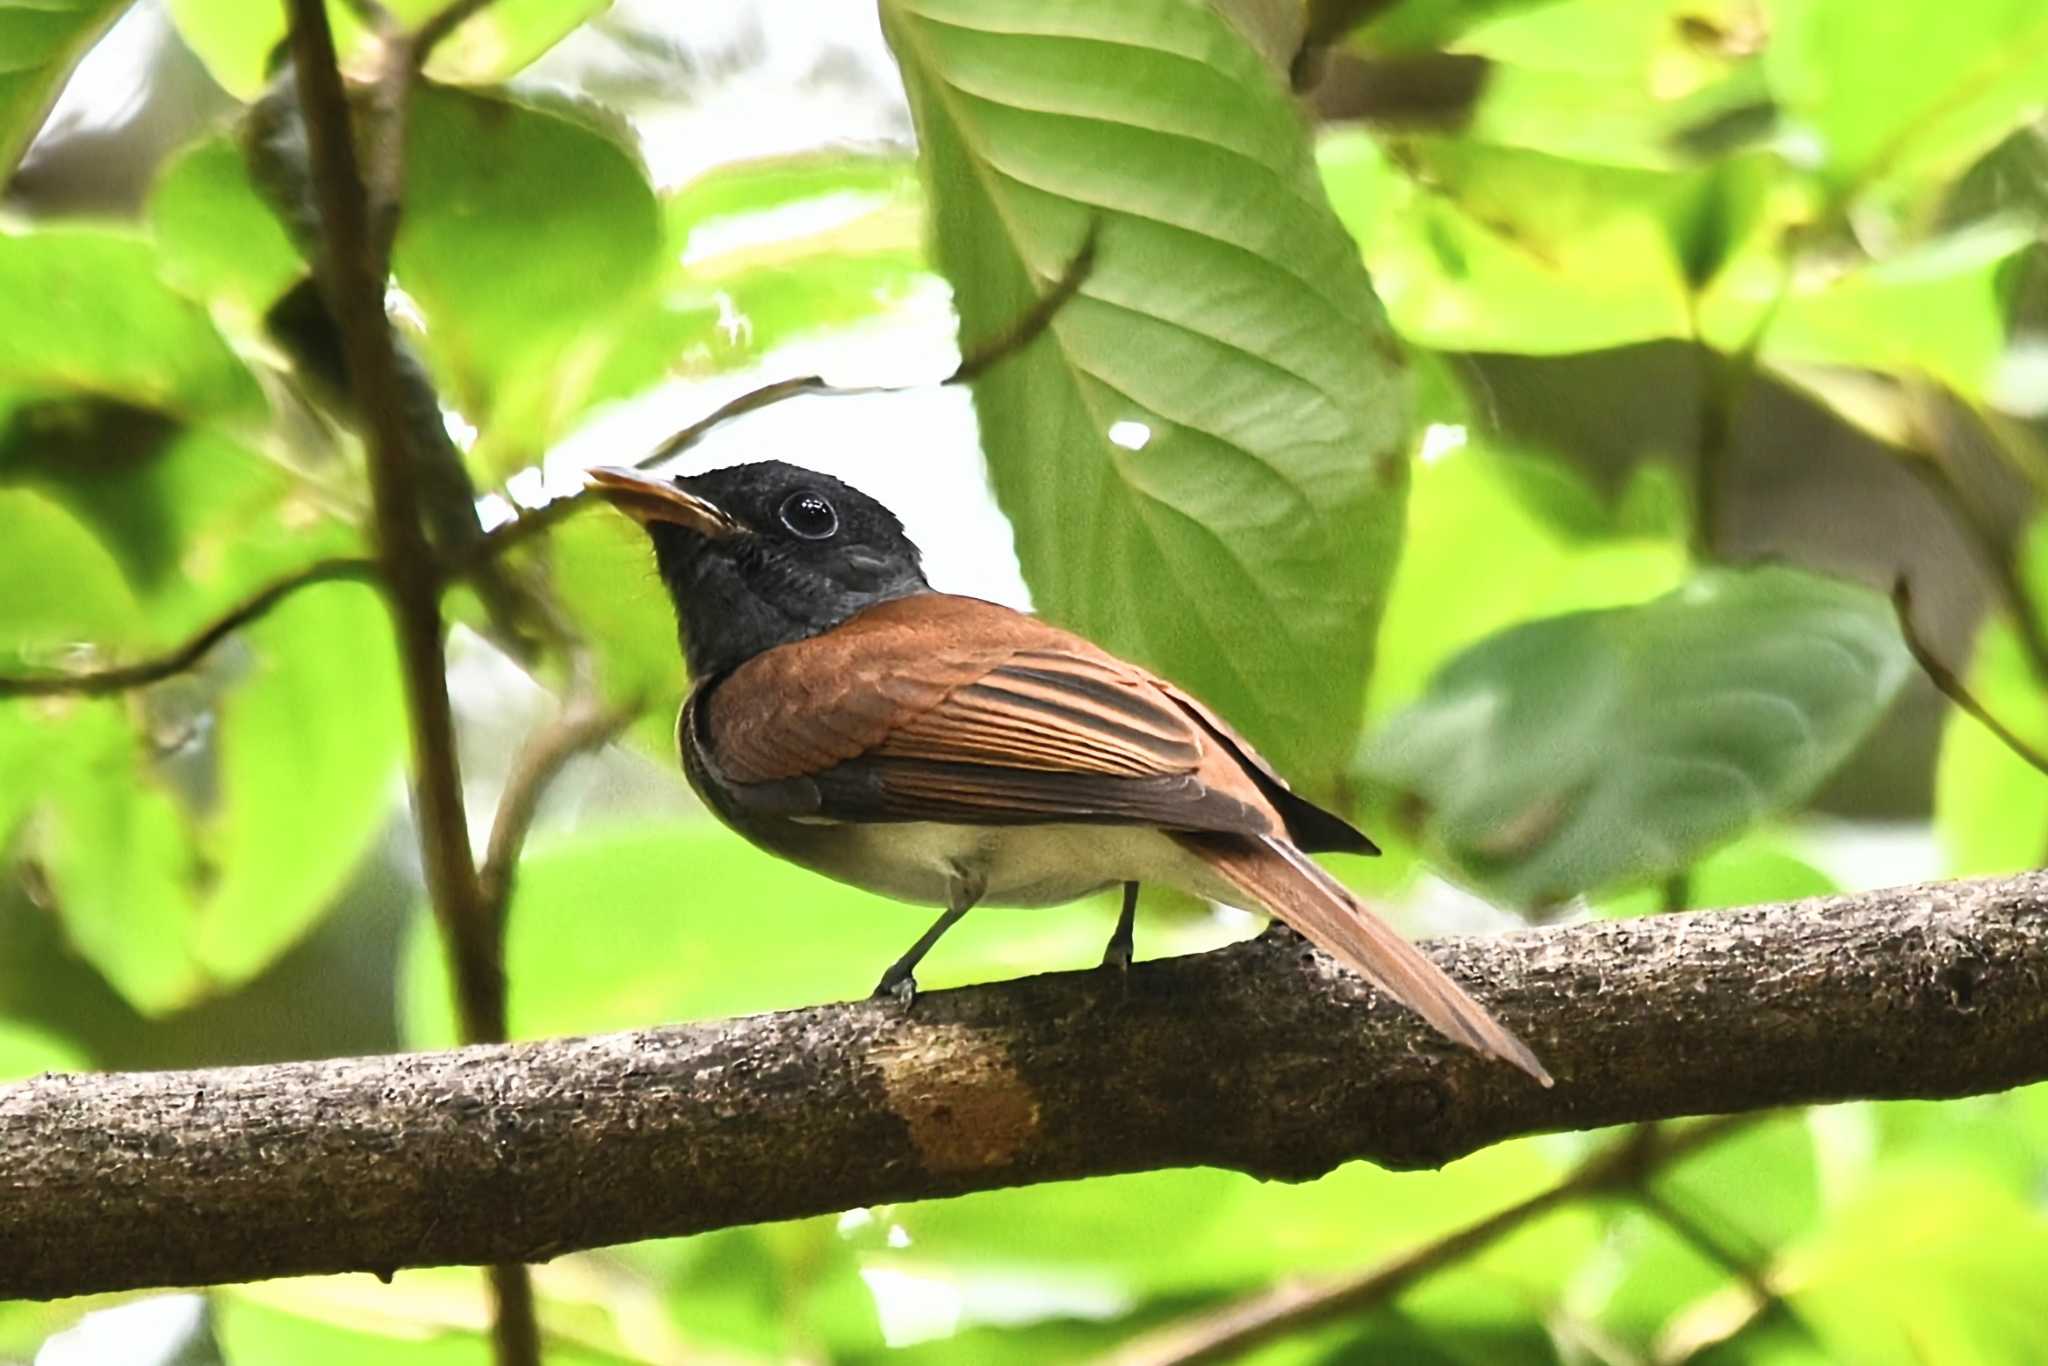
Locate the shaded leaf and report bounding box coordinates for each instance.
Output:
[884,0,1410,789]
[148,131,305,316]
[1363,567,1912,903]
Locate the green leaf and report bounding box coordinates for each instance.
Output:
[1362,567,1913,904]
[884,0,1410,789]
[0,488,142,673]
[1368,434,1688,717]
[1934,616,2048,875]
[0,228,264,421]
[1720,222,2036,398]
[0,1019,89,1080]
[1321,132,1697,352]
[0,0,129,176]
[395,84,662,438]
[540,510,685,752]
[195,581,403,984]
[215,1284,618,1366]
[400,822,1126,1048]
[1598,830,1839,918]
[33,701,210,1013]
[166,0,604,100]
[148,131,305,317]
[1768,0,2048,200]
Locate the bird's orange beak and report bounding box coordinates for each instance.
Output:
[585,466,741,539]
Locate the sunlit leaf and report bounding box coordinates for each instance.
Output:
[195,581,402,984]
[0,488,142,673]
[395,84,662,445]
[1767,0,2048,201]
[1363,567,1912,904]
[1597,829,1838,917]
[0,227,264,421]
[0,1019,89,1080]
[148,131,304,316]
[215,1280,618,1366]
[1934,622,2048,875]
[0,0,131,176]
[885,0,1410,789]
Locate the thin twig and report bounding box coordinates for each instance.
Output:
[947,219,1099,385]
[1102,1117,1760,1366]
[1893,576,2048,779]
[285,4,539,1365]
[1900,444,2048,688]
[0,558,377,698]
[476,690,639,921]
[1630,1185,1818,1353]
[412,0,502,63]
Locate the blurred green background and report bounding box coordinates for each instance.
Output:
[4,0,2047,1361]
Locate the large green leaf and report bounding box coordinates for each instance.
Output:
[1934,621,2048,875]
[0,228,264,421]
[1362,567,1912,904]
[195,581,403,983]
[884,0,1410,789]
[0,0,129,176]
[395,85,662,449]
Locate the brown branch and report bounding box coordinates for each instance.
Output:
[0,557,376,698]
[4,870,2044,1301]
[1103,1117,1757,1366]
[285,4,537,1363]
[476,690,639,921]
[1893,576,2048,779]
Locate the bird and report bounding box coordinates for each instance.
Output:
[588,459,1549,1085]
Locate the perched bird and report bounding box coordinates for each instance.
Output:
[589,460,1549,1085]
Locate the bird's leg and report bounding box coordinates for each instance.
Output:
[1100,881,1139,972]
[873,872,982,1007]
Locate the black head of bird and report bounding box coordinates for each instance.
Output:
[589,460,928,679]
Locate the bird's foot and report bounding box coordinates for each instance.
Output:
[872,970,919,1009]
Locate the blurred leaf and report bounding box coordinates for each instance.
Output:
[1342,0,1563,54]
[1767,0,2048,201]
[401,822,1123,1048]
[165,0,603,100]
[1764,1167,2048,1364]
[0,1018,89,1080]
[540,510,685,752]
[34,701,210,1013]
[0,487,142,673]
[149,132,305,316]
[1322,132,1697,352]
[0,227,265,421]
[1934,620,2048,875]
[395,84,662,439]
[1363,567,1913,904]
[0,0,129,175]
[1720,221,2037,398]
[195,581,402,984]
[1597,828,1838,917]
[215,1279,617,1366]
[886,0,1410,790]
[1369,434,1688,716]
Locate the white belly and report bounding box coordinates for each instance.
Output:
[742,817,1230,910]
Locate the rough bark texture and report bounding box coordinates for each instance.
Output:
[5,872,2046,1301]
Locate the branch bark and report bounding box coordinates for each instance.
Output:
[4,871,2044,1301]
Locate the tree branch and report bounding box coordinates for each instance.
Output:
[1894,575,2048,778]
[0,557,376,698]
[476,689,639,922]
[3,871,2043,1301]
[285,4,537,1362]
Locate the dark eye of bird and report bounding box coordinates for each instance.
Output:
[777,490,839,540]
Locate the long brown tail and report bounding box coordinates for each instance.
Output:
[1180,832,1552,1086]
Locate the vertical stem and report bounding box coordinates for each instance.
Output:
[284,3,531,1360]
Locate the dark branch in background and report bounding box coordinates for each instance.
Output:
[1104,1117,1758,1366]
[476,690,638,920]
[283,2,538,1363]
[494,222,1105,546]
[1893,576,2048,778]
[0,557,376,698]
[4,871,2043,1302]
